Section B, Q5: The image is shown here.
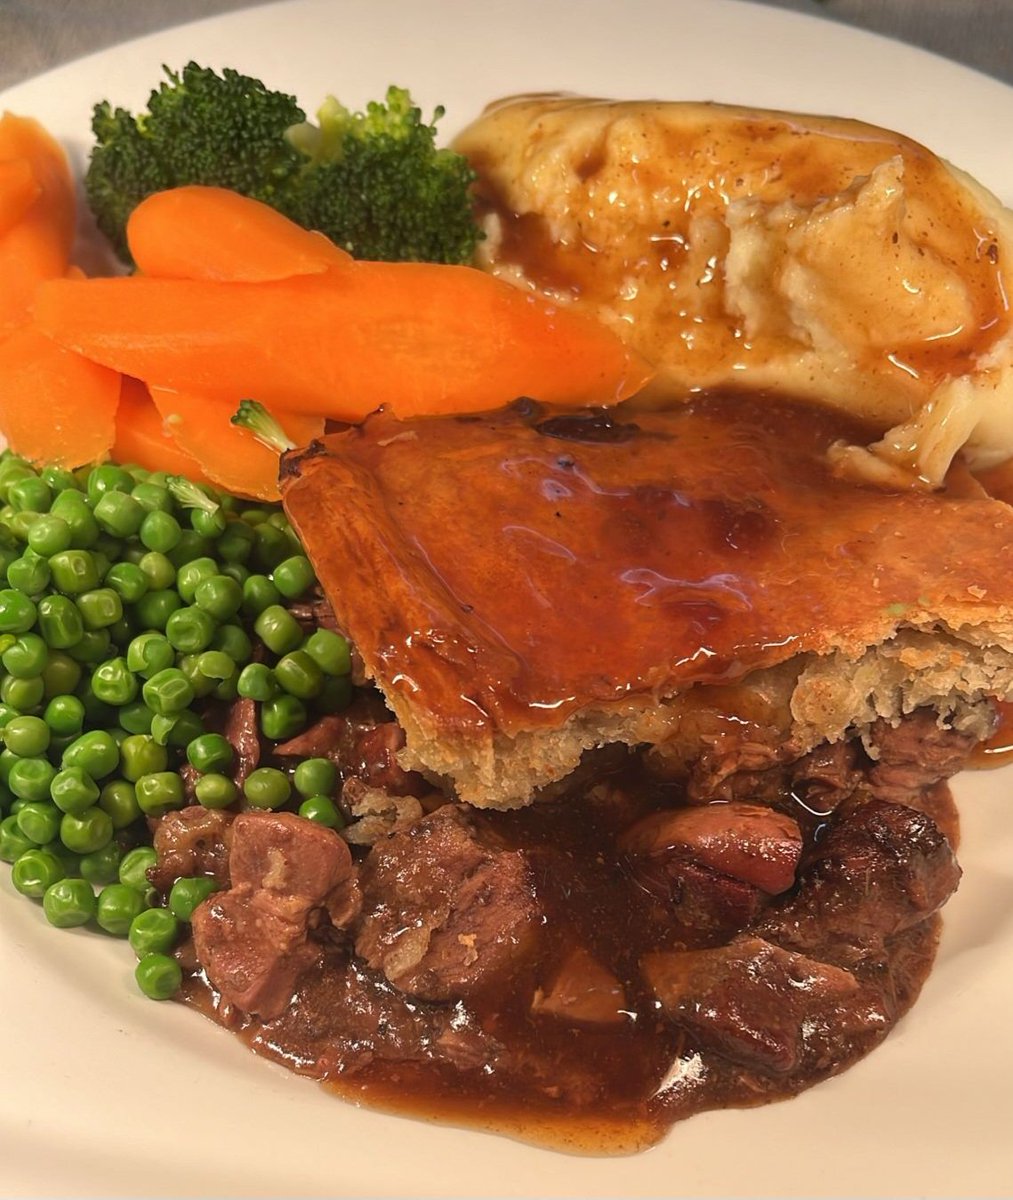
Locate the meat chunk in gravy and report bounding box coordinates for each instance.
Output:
[643,936,890,1076]
[760,797,961,956]
[355,805,542,1003]
[149,806,234,892]
[192,812,360,1020]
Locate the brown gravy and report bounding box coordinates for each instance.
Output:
[179,764,952,1154]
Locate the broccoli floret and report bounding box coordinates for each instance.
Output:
[285,87,481,264]
[86,63,305,261]
[85,66,481,266]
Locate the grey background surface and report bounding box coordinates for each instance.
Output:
[0,0,1011,93]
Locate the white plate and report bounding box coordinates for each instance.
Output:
[3,1,1013,1196]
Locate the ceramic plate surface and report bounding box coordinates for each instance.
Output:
[2,2,1013,1195]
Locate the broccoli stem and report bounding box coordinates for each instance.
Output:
[230,400,296,453]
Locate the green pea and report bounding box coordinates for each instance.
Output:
[165,605,216,654]
[134,952,183,1000]
[104,561,148,605]
[131,482,172,514]
[236,662,276,702]
[3,632,48,678]
[274,650,323,700]
[139,509,182,553]
[216,520,256,564]
[194,650,235,682]
[7,553,51,596]
[194,773,237,810]
[119,734,168,782]
[220,562,249,587]
[98,779,140,829]
[260,694,307,741]
[90,657,138,707]
[129,908,179,958]
[48,550,100,595]
[116,701,153,736]
[42,877,97,928]
[8,476,53,514]
[254,604,303,656]
[177,654,217,699]
[12,847,65,897]
[168,876,218,922]
[93,490,144,538]
[137,551,176,591]
[0,813,34,861]
[96,881,147,936]
[76,588,123,631]
[15,799,62,845]
[193,574,242,621]
[304,628,351,677]
[50,493,99,550]
[272,554,315,600]
[62,730,119,779]
[85,464,134,503]
[298,795,344,829]
[166,531,212,570]
[3,714,50,757]
[241,572,279,617]
[79,841,123,885]
[134,771,185,817]
[149,710,203,749]
[293,757,338,799]
[185,733,233,775]
[0,587,37,633]
[50,766,99,815]
[243,766,291,811]
[175,558,217,604]
[9,758,57,804]
[66,628,113,666]
[124,632,174,680]
[41,650,82,698]
[0,674,44,712]
[118,845,158,892]
[210,623,252,665]
[36,594,84,648]
[25,514,71,558]
[253,523,290,571]
[60,806,113,854]
[141,667,194,716]
[133,587,182,630]
[43,694,85,737]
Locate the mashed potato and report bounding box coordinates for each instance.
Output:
[453,95,1013,487]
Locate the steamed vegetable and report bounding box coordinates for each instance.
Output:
[0,448,354,1001]
[33,260,654,419]
[85,63,481,265]
[126,185,352,281]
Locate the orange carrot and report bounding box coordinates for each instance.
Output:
[0,325,119,466]
[33,265,654,419]
[149,386,324,501]
[0,113,75,335]
[127,186,353,282]
[112,376,211,482]
[0,158,41,235]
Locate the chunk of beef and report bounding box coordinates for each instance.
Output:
[619,803,803,895]
[643,936,890,1076]
[790,740,861,815]
[341,778,427,846]
[191,812,360,1019]
[759,797,961,956]
[223,696,260,788]
[864,709,979,805]
[149,806,234,893]
[531,947,628,1026]
[355,805,541,1003]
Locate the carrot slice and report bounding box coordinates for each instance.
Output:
[127,186,353,282]
[0,113,75,335]
[149,386,324,501]
[0,325,119,466]
[112,376,211,482]
[33,265,654,418]
[0,158,41,235]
